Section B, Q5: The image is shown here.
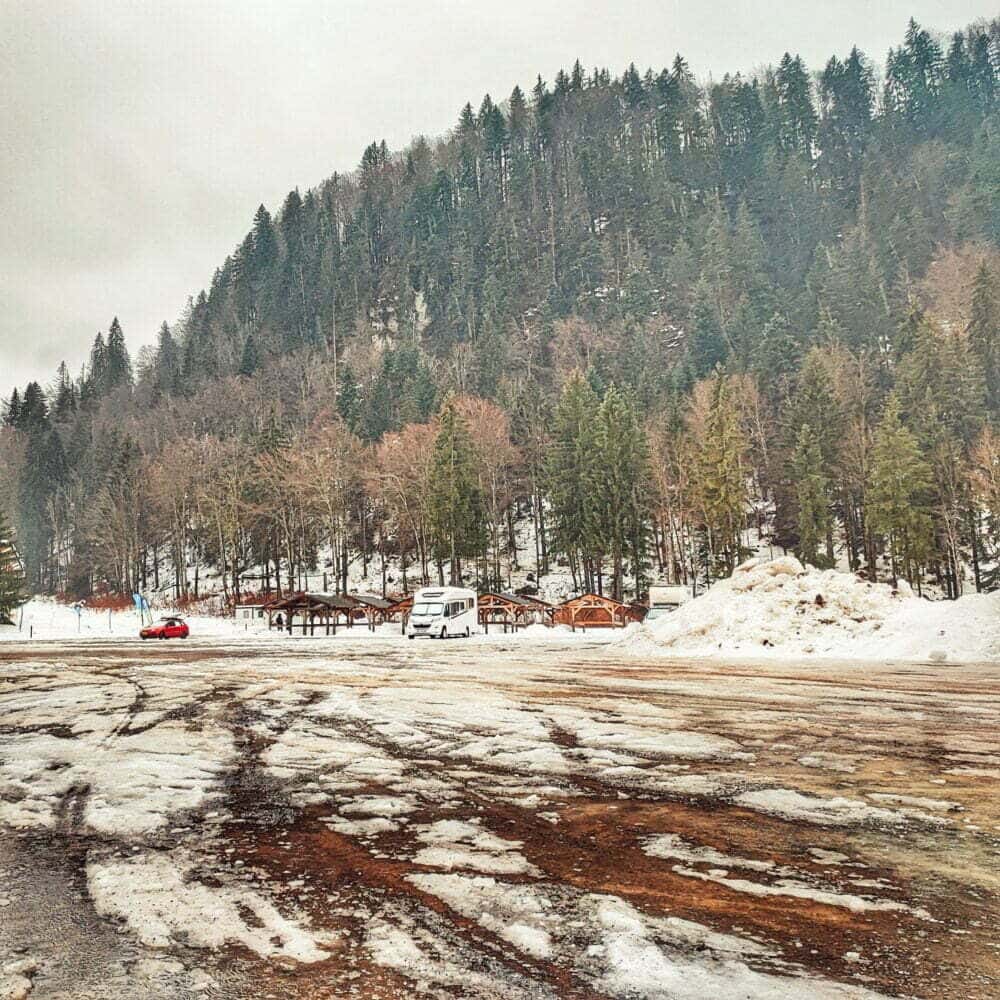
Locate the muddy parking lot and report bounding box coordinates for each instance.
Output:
[1,635,998,999]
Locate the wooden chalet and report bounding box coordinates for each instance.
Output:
[553,593,639,630]
[478,592,555,632]
[266,592,359,635]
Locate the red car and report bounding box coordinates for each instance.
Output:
[140,617,189,640]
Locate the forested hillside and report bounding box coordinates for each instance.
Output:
[2,16,1000,603]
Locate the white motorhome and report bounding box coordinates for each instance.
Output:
[407,587,479,639]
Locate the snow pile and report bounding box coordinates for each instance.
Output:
[623,557,1000,662]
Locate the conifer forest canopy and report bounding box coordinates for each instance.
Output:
[2,15,1000,604]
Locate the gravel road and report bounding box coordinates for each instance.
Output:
[1,635,998,999]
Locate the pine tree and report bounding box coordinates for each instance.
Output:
[105,317,133,390]
[51,362,76,421]
[792,423,831,567]
[3,388,21,427]
[250,204,278,289]
[817,47,874,198]
[0,507,26,624]
[773,53,818,160]
[155,321,181,397]
[85,331,108,399]
[869,395,933,587]
[18,382,48,431]
[688,372,749,578]
[687,277,728,378]
[16,428,66,588]
[336,363,361,431]
[594,385,650,600]
[428,399,483,585]
[968,262,1000,417]
[238,333,260,377]
[547,372,602,591]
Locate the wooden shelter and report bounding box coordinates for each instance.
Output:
[349,593,395,630]
[553,593,637,630]
[478,592,555,633]
[385,594,413,620]
[515,593,557,622]
[266,592,359,635]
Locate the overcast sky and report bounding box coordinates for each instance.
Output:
[0,0,992,399]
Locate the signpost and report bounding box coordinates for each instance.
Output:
[132,593,152,627]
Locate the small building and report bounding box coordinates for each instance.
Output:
[478,592,555,632]
[553,593,637,630]
[234,603,267,622]
[648,585,691,610]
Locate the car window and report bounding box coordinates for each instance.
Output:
[413,602,443,616]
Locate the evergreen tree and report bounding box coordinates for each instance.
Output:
[817,47,874,199]
[336,363,361,431]
[428,399,483,585]
[687,277,728,378]
[968,262,1000,417]
[18,382,48,431]
[772,53,817,160]
[155,321,181,397]
[3,388,21,427]
[250,204,278,290]
[869,395,933,587]
[0,507,26,624]
[16,428,67,588]
[85,331,108,399]
[105,317,133,389]
[688,372,749,577]
[594,385,650,600]
[884,20,944,132]
[238,333,260,377]
[547,372,602,590]
[792,423,831,567]
[51,362,76,421]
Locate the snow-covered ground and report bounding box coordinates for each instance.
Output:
[0,597,608,648]
[1,632,998,998]
[624,556,1000,662]
[0,597,253,642]
[7,555,999,668]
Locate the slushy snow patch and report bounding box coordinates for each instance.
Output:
[412,819,540,875]
[644,833,777,873]
[86,852,333,962]
[733,789,943,827]
[408,874,553,958]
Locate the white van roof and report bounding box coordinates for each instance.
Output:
[414,586,477,600]
[648,585,690,606]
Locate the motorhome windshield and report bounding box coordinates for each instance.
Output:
[413,602,444,617]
